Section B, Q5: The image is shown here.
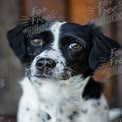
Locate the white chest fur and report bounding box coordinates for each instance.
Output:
[18,76,108,122]
[33,76,89,116]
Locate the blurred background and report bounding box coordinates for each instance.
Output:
[0,0,122,119]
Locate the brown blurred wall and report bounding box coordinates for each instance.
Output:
[0,0,121,115]
[0,0,22,114]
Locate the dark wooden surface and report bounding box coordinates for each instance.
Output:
[0,115,16,122]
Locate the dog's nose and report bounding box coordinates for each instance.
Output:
[36,58,56,71]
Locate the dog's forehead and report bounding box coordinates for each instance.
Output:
[49,21,66,35]
[49,22,83,33]
[47,22,66,50]
[49,22,87,39]
[49,22,85,40]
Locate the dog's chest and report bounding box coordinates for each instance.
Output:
[38,82,83,112]
[35,78,87,121]
[20,77,108,122]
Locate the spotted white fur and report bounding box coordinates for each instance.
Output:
[17,22,120,122]
[31,22,66,80]
[18,75,110,122]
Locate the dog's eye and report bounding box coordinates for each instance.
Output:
[31,39,43,46]
[69,42,81,50]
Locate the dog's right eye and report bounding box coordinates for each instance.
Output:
[31,39,43,46]
[69,42,82,50]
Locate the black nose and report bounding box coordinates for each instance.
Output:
[36,58,56,71]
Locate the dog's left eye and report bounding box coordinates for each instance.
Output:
[69,42,82,50]
[31,39,43,46]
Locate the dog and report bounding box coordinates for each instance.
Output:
[7,17,121,122]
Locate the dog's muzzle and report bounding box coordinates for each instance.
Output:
[36,58,56,72]
[30,56,74,80]
[34,58,57,77]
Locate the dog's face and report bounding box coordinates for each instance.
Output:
[7,18,120,81]
[29,22,91,80]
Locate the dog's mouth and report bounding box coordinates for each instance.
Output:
[33,71,54,79]
[32,71,72,80]
[27,67,78,80]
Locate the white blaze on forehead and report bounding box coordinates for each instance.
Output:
[31,21,66,73]
[50,22,66,50]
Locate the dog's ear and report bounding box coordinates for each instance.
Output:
[7,24,27,62]
[7,16,48,63]
[87,24,121,70]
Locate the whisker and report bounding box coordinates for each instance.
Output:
[118,7,122,10]
[88,10,95,12]
[23,63,31,68]
[118,1,122,5]
[88,11,95,15]
[64,66,78,75]
[118,4,122,7]
[99,60,106,63]
[88,7,95,10]
[20,18,30,20]
[100,57,106,59]
[88,15,96,17]
[21,22,28,24]
[100,62,107,65]
[24,63,31,66]
[88,14,95,16]
[21,16,30,19]
[99,59,106,61]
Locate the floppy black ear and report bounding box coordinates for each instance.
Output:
[7,24,27,62]
[7,16,48,63]
[88,24,121,70]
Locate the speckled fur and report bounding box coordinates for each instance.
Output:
[7,21,121,122]
[18,76,109,122]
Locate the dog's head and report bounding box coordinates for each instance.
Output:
[7,17,120,81]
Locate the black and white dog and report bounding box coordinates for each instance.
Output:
[7,17,121,122]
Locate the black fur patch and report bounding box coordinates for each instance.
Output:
[7,18,120,77]
[82,78,103,100]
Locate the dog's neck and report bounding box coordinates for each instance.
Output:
[30,75,90,96]
[28,75,90,114]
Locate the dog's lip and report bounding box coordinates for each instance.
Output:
[32,69,76,80]
[34,73,52,78]
[33,73,71,80]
